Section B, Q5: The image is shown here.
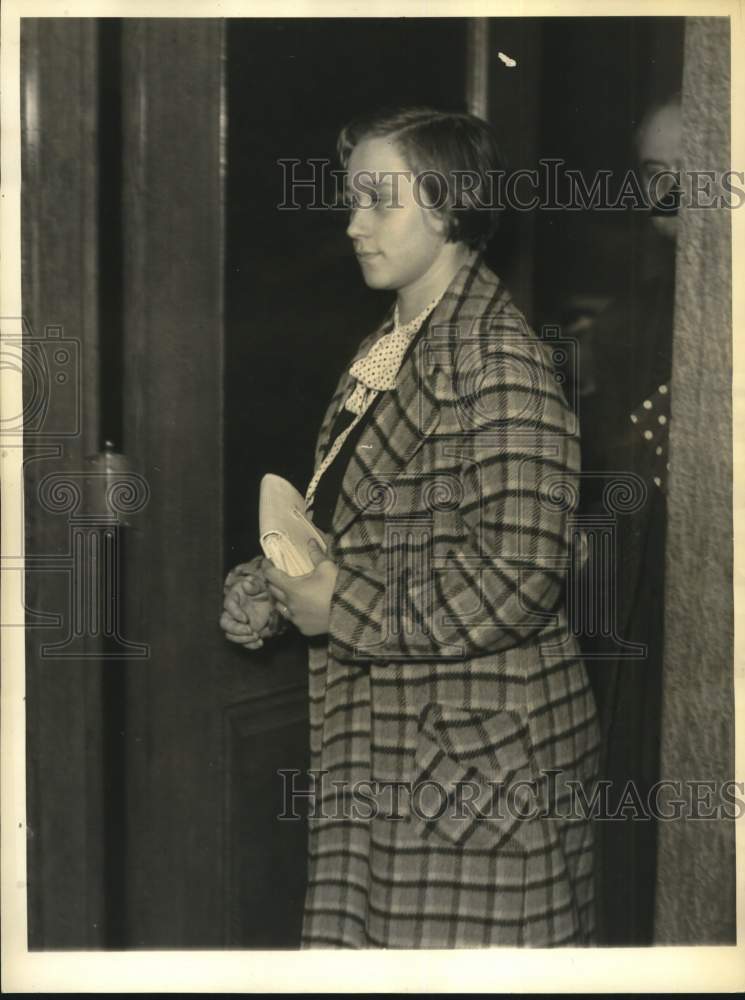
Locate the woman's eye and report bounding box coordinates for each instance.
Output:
[344,191,380,211]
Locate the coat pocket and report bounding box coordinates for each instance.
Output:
[410,703,541,852]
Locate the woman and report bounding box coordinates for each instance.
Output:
[221,107,600,948]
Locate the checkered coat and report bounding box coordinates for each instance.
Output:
[301,256,601,949]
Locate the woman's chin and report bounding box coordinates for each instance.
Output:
[358,269,391,290]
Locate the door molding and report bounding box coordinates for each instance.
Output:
[120,18,227,947]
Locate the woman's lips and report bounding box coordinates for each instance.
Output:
[356,251,381,262]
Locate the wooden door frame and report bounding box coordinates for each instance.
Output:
[120,18,227,947]
[21,17,105,949]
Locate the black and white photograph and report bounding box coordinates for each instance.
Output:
[1,0,741,992]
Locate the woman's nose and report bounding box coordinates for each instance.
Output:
[346,207,369,240]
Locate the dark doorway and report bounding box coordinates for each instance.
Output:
[225,18,468,562]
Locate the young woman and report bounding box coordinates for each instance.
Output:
[221,107,600,948]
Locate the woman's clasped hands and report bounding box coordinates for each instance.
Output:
[220,540,339,649]
[220,559,280,650]
[263,539,339,637]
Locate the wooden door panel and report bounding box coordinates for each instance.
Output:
[21,17,105,949]
[120,18,229,948]
[224,673,309,947]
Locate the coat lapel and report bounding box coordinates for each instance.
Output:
[331,254,507,540]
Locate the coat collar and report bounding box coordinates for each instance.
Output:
[324,254,512,541]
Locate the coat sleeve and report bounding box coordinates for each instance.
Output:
[326,329,579,664]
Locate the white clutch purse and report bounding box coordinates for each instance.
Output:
[259,473,327,576]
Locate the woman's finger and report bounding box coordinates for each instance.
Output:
[223,592,248,623]
[220,611,257,638]
[222,623,258,640]
[267,582,288,604]
[225,631,262,648]
[263,559,291,589]
[224,562,257,591]
[307,539,326,567]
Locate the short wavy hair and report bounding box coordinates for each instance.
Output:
[337,106,505,252]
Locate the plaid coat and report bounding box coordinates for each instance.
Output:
[301,256,601,949]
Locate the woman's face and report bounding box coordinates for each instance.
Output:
[637,101,682,242]
[345,135,447,293]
